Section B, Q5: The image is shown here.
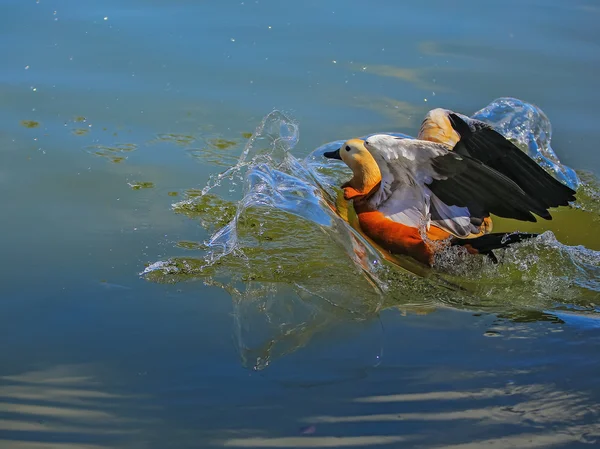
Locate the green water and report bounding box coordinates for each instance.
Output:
[2,1,600,448]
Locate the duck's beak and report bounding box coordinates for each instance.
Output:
[323,148,342,160]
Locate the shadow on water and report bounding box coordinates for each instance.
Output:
[141,98,600,371]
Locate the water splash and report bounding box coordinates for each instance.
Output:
[142,100,600,370]
[472,97,580,189]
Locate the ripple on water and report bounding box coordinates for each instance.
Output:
[142,99,600,369]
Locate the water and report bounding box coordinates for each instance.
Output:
[2,1,600,448]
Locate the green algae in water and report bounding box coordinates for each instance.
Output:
[176,241,206,250]
[84,143,138,163]
[159,191,375,292]
[242,132,253,139]
[186,148,239,167]
[72,128,89,136]
[173,192,237,229]
[20,120,39,128]
[73,116,87,123]
[129,181,154,190]
[154,133,195,146]
[187,137,241,167]
[207,138,237,150]
[181,188,203,198]
[166,185,358,285]
[168,191,179,197]
[86,143,138,153]
[145,206,378,296]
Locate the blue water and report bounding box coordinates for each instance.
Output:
[2,1,600,448]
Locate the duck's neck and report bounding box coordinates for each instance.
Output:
[349,157,381,195]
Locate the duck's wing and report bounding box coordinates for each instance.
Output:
[364,137,472,236]
[419,108,576,209]
[365,137,446,209]
[364,134,569,238]
[426,149,555,223]
[418,109,491,236]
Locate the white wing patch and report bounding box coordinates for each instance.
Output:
[364,135,448,208]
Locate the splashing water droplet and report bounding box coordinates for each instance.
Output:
[472,97,580,189]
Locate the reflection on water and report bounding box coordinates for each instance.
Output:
[0,365,146,449]
[142,98,600,370]
[3,354,599,448]
[218,369,600,448]
[358,64,443,92]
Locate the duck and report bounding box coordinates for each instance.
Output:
[324,108,577,266]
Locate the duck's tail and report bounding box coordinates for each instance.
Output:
[452,232,538,263]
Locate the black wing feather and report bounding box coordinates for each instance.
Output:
[428,151,557,222]
[447,113,576,211]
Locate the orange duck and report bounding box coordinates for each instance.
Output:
[324,109,577,266]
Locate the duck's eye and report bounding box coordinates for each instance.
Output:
[365,141,369,146]
[345,145,351,152]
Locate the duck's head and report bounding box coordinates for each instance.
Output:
[324,138,381,197]
[324,138,370,169]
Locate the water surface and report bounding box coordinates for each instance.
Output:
[2,1,600,448]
